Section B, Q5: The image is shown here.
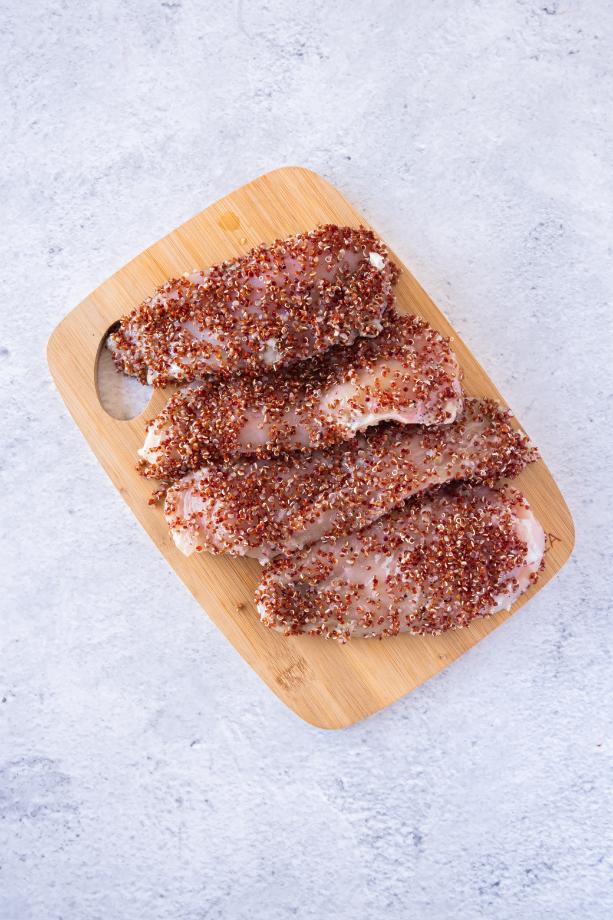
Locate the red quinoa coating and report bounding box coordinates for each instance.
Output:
[108,224,399,385]
[164,398,539,562]
[139,311,463,482]
[255,484,545,641]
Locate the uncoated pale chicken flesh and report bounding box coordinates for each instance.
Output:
[139,312,463,481]
[255,484,545,641]
[108,225,398,385]
[165,398,538,562]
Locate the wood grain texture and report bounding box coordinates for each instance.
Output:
[47,167,575,729]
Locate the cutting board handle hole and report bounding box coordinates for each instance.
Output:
[96,323,153,420]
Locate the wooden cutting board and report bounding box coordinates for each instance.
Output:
[47,167,574,729]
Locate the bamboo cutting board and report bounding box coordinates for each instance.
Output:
[47,167,574,729]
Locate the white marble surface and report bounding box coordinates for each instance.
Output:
[1,2,612,918]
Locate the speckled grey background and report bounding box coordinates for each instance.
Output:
[1,1,612,918]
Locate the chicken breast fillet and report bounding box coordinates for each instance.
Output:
[139,313,463,481]
[165,398,538,562]
[108,225,398,385]
[256,484,545,641]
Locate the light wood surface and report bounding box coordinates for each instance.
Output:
[47,167,575,729]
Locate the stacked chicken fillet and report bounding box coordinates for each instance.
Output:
[109,225,544,641]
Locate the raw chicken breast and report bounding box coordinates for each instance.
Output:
[165,398,538,562]
[139,312,463,481]
[256,484,545,640]
[108,225,398,385]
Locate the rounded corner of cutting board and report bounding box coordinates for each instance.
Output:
[47,315,70,380]
[281,697,376,731]
[299,713,364,731]
[258,164,324,184]
[556,504,576,573]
